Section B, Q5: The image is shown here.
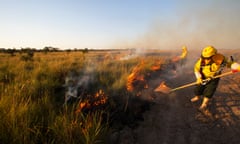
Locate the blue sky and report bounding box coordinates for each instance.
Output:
[1,0,240,49]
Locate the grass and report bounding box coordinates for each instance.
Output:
[0,51,110,143]
[0,50,168,143]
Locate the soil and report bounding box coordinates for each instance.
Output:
[109,50,240,144]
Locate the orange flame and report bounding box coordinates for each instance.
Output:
[126,60,146,92]
[76,89,108,113]
[127,59,165,93]
[151,59,163,71]
[151,65,161,71]
[171,56,181,63]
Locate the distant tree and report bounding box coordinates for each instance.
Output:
[6,48,16,56]
[20,48,34,61]
[43,46,60,52]
[65,49,71,53]
[43,47,50,54]
[0,48,5,53]
[83,48,88,54]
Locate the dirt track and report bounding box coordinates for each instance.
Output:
[111,50,240,144]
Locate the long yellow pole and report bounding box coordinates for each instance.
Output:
[170,71,234,92]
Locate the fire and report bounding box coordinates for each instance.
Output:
[171,56,181,63]
[151,65,161,71]
[78,100,91,111]
[126,60,147,92]
[151,59,164,71]
[171,46,188,63]
[127,58,164,93]
[93,89,107,106]
[76,89,108,113]
[126,46,187,95]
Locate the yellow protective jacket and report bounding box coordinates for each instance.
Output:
[194,53,229,79]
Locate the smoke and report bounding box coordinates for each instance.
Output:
[63,61,97,105]
[110,1,240,50]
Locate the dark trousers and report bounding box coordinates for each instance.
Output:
[194,78,220,98]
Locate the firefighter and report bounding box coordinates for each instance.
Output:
[191,46,240,112]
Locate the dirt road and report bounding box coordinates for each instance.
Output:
[111,51,240,144]
[133,73,240,144]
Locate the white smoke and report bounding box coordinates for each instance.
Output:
[63,66,95,105]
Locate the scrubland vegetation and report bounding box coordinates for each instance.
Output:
[0,50,163,144]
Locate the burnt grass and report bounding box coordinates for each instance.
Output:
[108,61,178,130]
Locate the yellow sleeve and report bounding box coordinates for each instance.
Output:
[194,59,201,72]
[194,59,202,79]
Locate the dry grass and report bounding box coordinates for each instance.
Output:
[0,51,110,143]
[0,49,171,143]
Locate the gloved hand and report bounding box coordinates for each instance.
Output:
[231,62,240,73]
[196,78,203,84]
[202,77,212,85]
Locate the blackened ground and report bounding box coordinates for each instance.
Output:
[109,52,240,144]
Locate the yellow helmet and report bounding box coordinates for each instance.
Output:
[201,46,217,58]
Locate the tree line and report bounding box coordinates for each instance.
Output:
[0,46,91,54]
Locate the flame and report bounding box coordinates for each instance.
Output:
[150,59,164,71]
[93,89,107,106]
[127,58,166,93]
[171,56,181,63]
[171,46,188,63]
[76,89,108,113]
[151,65,161,71]
[126,60,146,92]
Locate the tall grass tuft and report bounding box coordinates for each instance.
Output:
[52,107,108,144]
[0,51,109,143]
